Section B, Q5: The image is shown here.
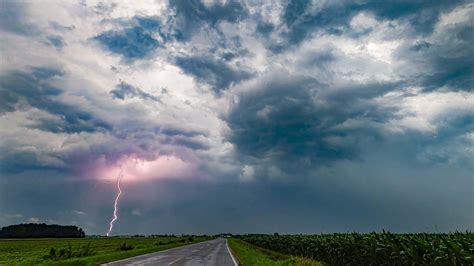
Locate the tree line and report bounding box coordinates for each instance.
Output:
[0,223,85,238]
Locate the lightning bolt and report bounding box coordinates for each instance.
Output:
[106,168,123,236]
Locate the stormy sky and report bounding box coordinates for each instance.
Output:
[0,0,472,235]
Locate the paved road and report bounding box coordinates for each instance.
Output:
[103,238,237,266]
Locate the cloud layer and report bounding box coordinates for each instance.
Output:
[0,0,472,234]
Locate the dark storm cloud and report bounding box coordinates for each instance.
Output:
[0,68,112,174]
[226,69,470,178]
[0,67,63,114]
[160,127,207,138]
[161,136,209,151]
[169,0,248,41]
[175,56,253,93]
[395,14,473,91]
[415,113,474,165]
[360,0,465,34]
[1,0,472,235]
[110,123,209,153]
[94,27,160,59]
[226,66,473,178]
[422,50,473,91]
[93,1,251,66]
[110,81,160,102]
[1,161,471,235]
[326,82,400,103]
[93,0,248,50]
[227,68,471,181]
[223,0,472,178]
[265,0,466,50]
[19,169,466,235]
[226,75,373,172]
[0,67,110,133]
[0,152,61,174]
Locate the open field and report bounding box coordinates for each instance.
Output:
[238,232,474,265]
[2,233,472,265]
[228,238,321,266]
[0,236,211,265]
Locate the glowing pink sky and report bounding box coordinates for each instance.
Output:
[94,154,197,183]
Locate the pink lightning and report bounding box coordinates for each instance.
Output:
[106,168,123,236]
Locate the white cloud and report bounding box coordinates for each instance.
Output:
[72,210,86,215]
[240,165,255,182]
[28,217,40,223]
[378,89,474,133]
[350,12,378,30]
[437,3,474,28]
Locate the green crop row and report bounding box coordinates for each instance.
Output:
[238,232,474,265]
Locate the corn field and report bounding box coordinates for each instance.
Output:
[238,232,474,265]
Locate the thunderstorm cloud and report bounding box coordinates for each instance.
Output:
[0,0,472,234]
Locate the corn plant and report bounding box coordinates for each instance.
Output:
[238,231,474,265]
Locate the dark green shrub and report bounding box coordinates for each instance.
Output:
[58,248,65,257]
[117,242,134,251]
[49,248,56,258]
[76,243,95,256]
[48,242,95,260]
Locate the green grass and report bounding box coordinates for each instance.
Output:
[0,236,211,265]
[228,238,321,266]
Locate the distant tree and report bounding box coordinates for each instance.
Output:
[0,223,85,238]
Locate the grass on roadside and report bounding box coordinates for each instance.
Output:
[0,236,211,265]
[228,238,321,266]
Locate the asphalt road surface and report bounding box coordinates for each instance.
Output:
[103,238,238,266]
